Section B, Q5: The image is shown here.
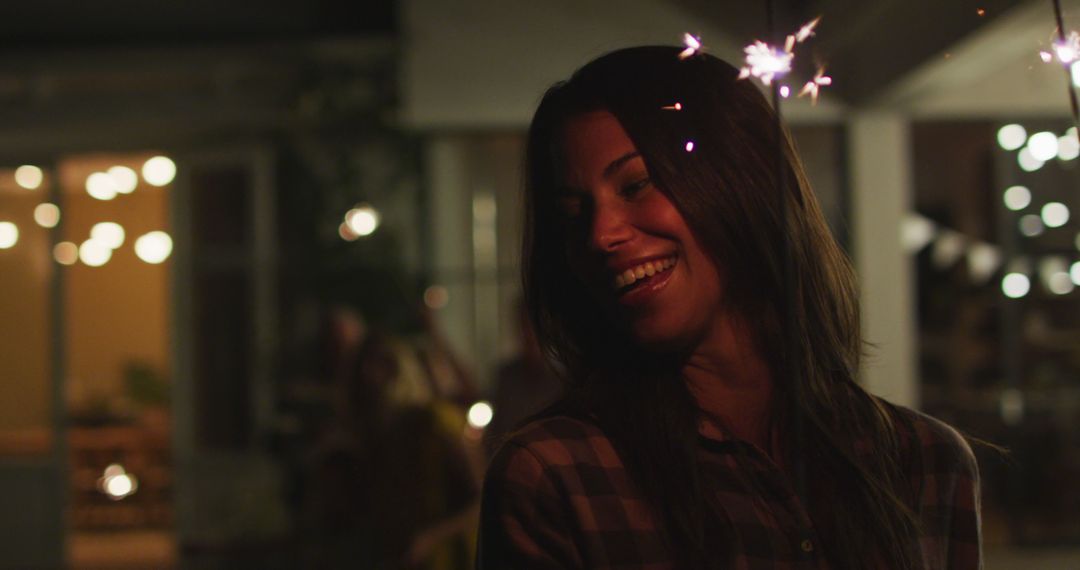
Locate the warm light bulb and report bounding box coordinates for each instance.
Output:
[0,222,18,249]
[134,231,173,264]
[33,203,60,228]
[79,239,112,267]
[86,172,118,201]
[90,222,125,249]
[467,401,494,429]
[53,242,78,265]
[108,166,138,194]
[142,156,176,187]
[345,205,380,237]
[14,165,43,190]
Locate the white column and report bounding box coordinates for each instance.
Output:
[427,136,477,372]
[849,113,919,409]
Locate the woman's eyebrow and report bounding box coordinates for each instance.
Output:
[603,151,641,178]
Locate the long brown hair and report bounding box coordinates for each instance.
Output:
[522,46,922,569]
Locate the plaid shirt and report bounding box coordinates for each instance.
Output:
[477,402,981,569]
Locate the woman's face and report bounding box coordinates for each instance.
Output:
[557,111,726,350]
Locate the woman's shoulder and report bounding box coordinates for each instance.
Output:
[490,412,617,471]
[879,400,979,477]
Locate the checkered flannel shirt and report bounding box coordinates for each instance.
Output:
[477,402,981,569]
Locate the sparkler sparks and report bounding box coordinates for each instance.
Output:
[741,41,793,86]
[1055,30,1080,64]
[1040,31,1080,64]
[798,68,833,104]
[662,102,683,111]
[734,17,829,102]
[679,34,702,60]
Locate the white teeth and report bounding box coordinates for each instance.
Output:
[612,257,677,290]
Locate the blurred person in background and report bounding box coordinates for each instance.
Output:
[478,47,983,569]
[304,310,480,570]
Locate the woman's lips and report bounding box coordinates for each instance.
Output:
[614,256,678,305]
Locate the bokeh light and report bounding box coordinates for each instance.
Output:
[1039,257,1072,295]
[338,222,360,242]
[14,165,43,190]
[1017,148,1044,172]
[0,222,18,249]
[967,243,1002,284]
[142,156,176,187]
[79,239,112,267]
[930,232,965,268]
[467,401,494,429]
[1003,185,1031,211]
[108,166,138,194]
[423,285,450,309]
[98,464,138,501]
[1071,261,1080,286]
[345,205,380,237]
[1027,132,1059,161]
[53,242,78,265]
[134,231,173,264]
[1048,272,1074,295]
[996,124,1027,151]
[90,222,126,249]
[1019,214,1044,237]
[900,214,936,253]
[86,172,118,201]
[1058,130,1080,161]
[33,203,60,228]
[1001,273,1030,299]
[1041,202,1070,228]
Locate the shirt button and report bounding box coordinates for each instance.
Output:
[800,539,814,553]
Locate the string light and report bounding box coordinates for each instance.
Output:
[14,165,43,190]
[1003,186,1032,211]
[997,124,1027,151]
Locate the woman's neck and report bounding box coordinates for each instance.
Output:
[682,319,775,454]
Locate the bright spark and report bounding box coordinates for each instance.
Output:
[798,68,833,104]
[685,141,695,152]
[738,17,821,87]
[1054,31,1080,64]
[794,17,820,43]
[741,41,793,85]
[662,102,683,111]
[780,85,791,98]
[679,33,702,60]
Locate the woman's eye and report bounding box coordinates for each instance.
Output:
[621,178,651,197]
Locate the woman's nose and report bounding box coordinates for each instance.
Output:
[588,201,633,253]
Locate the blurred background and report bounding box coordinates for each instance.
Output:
[1,0,1079,568]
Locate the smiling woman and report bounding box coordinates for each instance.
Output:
[477,46,982,570]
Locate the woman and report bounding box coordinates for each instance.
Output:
[478,47,981,569]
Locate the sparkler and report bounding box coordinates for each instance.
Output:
[1040,31,1080,64]
[733,17,829,103]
